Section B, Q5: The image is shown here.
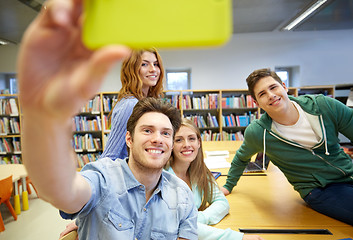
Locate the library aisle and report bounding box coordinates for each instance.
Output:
[0,189,72,240]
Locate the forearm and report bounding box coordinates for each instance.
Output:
[223,155,247,192]
[23,111,90,212]
[198,186,229,225]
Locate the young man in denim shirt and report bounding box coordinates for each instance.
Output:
[18,0,198,239]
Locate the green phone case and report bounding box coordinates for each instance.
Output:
[83,0,232,49]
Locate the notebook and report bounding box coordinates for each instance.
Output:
[243,152,270,174]
[211,171,222,179]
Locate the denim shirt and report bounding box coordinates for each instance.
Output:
[60,158,198,240]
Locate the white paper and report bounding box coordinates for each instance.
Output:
[204,156,231,169]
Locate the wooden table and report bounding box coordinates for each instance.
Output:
[203,141,353,240]
[0,164,29,214]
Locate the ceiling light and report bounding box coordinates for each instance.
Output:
[282,0,328,31]
[0,39,10,45]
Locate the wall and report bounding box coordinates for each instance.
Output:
[157,29,353,91]
[0,44,18,73]
[1,29,353,92]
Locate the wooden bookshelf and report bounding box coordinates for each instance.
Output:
[297,85,335,98]
[6,85,349,168]
[0,94,22,165]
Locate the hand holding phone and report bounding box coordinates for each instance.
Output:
[83,0,232,49]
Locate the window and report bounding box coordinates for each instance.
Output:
[275,66,300,87]
[275,68,290,87]
[0,73,17,94]
[166,69,191,90]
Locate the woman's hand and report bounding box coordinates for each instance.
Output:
[243,234,265,240]
[59,221,79,240]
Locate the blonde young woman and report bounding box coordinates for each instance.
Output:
[59,48,165,239]
[165,118,264,240]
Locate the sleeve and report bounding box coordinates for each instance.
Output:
[100,98,138,160]
[60,160,109,220]
[197,222,244,240]
[223,124,263,193]
[326,96,353,141]
[198,181,230,225]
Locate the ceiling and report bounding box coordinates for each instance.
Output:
[0,0,353,45]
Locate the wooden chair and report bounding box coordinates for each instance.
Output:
[0,175,17,232]
[59,230,78,240]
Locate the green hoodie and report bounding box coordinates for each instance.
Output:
[223,94,353,198]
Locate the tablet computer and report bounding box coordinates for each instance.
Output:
[83,0,232,49]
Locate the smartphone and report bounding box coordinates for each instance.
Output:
[82,0,232,49]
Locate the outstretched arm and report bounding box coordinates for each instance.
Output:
[18,0,130,213]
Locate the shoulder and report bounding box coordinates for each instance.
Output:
[114,97,138,112]
[161,170,193,205]
[243,119,266,139]
[292,94,347,114]
[80,158,124,179]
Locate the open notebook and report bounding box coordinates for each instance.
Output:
[243,152,270,174]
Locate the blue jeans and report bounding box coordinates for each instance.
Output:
[303,183,353,225]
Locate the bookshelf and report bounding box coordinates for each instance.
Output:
[3,85,349,167]
[335,84,353,107]
[72,94,103,168]
[101,92,119,148]
[297,85,335,98]
[0,94,22,164]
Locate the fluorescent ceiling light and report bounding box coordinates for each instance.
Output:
[282,0,328,31]
[0,39,10,45]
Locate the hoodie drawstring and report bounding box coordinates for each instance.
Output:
[319,115,330,155]
[263,129,267,167]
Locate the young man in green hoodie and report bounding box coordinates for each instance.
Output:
[221,68,353,225]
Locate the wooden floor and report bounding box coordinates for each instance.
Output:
[203,141,353,240]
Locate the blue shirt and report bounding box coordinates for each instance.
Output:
[61,158,198,240]
[100,97,138,160]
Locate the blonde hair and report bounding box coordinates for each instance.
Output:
[166,118,217,211]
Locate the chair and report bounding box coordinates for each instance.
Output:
[59,230,78,240]
[0,175,17,232]
[18,176,38,197]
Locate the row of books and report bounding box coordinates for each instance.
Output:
[221,94,256,108]
[0,137,21,153]
[72,133,102,152]
[73,115,102,132]
[222,112,257,127]
[201,130,221,141]
[103,95,118,112]
[222,131,244,141]
[182,94,218,110]
[103,115,111,131]
[184,113,219,128]
[76,153,100,168]
[80,95,101,113]
[0,98,19,116]
[0,155,22,164]
[163,95,180,109]
[0,117,20,135]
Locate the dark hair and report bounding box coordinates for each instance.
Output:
[126,97,181,140]
[246,68,282,101]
